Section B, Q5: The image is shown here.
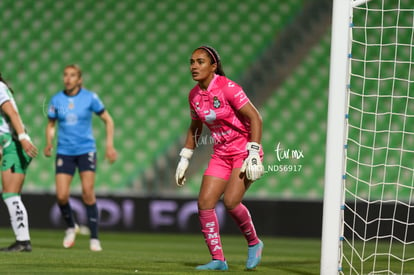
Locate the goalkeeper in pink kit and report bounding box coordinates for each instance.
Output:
[176,46,264,271]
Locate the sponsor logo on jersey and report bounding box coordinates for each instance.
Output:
[48,105,56,113]
[205,109,216,124]
[88,152,96,169]
[65,113,78,125]
[57,158,63,167]
[234,90,247,103]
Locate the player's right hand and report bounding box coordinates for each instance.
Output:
[175,148,194,187]
[19,136,38,158]
[43,144,53,157]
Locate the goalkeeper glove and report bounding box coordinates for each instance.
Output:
[175,148,194,187]
[241,142,264,181]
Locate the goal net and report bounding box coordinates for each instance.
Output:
[341,0,414,274]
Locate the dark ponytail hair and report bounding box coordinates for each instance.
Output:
[197,45,226,76]
[0,73,14,94]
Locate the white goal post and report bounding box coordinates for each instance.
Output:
[321,0,414,274]
[320,0,353,273]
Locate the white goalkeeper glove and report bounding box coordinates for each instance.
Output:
[241,142,264,181]
[175,148,194,187]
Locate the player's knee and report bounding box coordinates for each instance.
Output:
[223,197,240,210]
[197,197,216,210]
[82,192,96,205]
[56,194,69,205]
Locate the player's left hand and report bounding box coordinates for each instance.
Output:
[105,146,118,163]
[175,157,189,186]
[241,142,264,181]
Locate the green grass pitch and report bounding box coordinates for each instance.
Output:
[0,229,321,274]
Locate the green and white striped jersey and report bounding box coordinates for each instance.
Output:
[0,81,20,136]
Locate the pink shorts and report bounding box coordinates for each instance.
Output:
[204,153,248,181]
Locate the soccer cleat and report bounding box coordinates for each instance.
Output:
[246,240,264,270]
[195,260,228,271]
[0,240,32,252]
[90,238,102,252]
[63,224,79,248]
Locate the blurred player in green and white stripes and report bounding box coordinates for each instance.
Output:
[0,73,38,252]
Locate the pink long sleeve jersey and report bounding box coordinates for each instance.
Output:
[188,74,251,157]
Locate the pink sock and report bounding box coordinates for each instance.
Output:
[228,203,259,246]
[198,209,225,261]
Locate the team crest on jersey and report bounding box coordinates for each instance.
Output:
[213,96,221,108]
[68,99,74,109]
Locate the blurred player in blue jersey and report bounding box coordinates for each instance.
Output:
[44,65,117,251]
[0,73,38,252]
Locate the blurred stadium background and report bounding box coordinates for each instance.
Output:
[2,1,414,273]
[1,0,332,199]
[7,0,395,242]
[0,0,336,238]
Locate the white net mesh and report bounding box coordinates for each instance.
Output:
[341,0,414,274]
